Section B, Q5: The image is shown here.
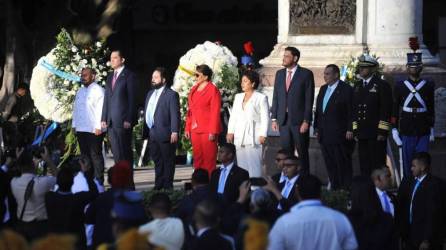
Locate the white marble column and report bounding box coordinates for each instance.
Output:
[366,0,438,66]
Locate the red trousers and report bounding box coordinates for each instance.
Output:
[191,132,217,176]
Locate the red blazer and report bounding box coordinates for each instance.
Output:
[185,82,222,134]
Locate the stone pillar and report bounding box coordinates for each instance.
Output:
[366,0,439,67]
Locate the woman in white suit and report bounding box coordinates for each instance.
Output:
[227,70,270,177]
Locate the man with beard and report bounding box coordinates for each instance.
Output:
[143,67,180,190]
[73,67,105,183]
[271,47,315,174]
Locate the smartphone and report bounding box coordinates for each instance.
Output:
[249,177,267,186]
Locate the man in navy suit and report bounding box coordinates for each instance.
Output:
[143,67,180,190]
[210,143,249,206]
[314,64,354,190]
[271,46,315,174]
[101,50,137,180]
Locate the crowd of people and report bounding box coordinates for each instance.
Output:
[0,45,444,250]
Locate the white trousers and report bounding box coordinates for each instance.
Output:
[236,145,263,177]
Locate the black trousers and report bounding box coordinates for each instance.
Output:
[149,138,176,189]
[77,132,105,183]
[358,139,386,177]
[279,114,310,174]
[108,127,134,185]
[320,141,354,190]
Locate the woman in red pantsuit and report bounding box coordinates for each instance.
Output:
[185,64,222,176]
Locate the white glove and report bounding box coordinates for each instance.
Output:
[392,128,402,146]
[430,127,435,142]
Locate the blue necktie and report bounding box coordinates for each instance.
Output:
[277,180,292,210]
[146,90,158,128]
[217,167,227,194]
[322,87,332,112]
[410,179,421,224]
[382,192,391,214]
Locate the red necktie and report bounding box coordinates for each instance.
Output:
[112,71,118,90]
[286,70,292,92]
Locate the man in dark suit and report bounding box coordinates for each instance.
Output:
[101,50,137,177]
[352,54,392,176]
[265,155,301,212]
[143,67,180,190]
[192,199,233,250]
[371,167,397,218]
[210,143,249,206]
[271,46,315,173]
[314,64,354,190]
[397,152,442,250]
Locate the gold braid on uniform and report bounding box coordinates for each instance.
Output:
[378,120,391,131]
[352,121,358,130]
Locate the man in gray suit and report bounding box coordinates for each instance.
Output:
[143,67,180,190]
[271,47,315,173]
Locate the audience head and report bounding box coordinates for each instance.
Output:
[193,199,220,229]
[275,149,293,171]
[112,191,147,237]
[350,176,382,220]
[57,166,74,192]
[241,70,260,91]
[195,64,213,83]
[0,230,27,250]
[217,143,236,165]
[283,46,300,67]
[324,64,340,84]
[296,175,321,200]
[191,168,209,187]
[110,49,126,69]
[371,167,392,191]
[31,234,76,250]
[411,151,431,177]
[110,161,132,189]
[17,148,35,173]
[148,193,172,218]
[282,155,301,179]
[250,188,273,212]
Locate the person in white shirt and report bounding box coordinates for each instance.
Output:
[226,70,270,177]
[268,175,358,250]
[371,167,394,217]
[72,67,105,183]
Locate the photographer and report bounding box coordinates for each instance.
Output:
[10,146,58,241]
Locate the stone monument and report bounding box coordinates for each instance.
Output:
[259,0,446,180]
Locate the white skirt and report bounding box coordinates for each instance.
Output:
[236,145,263,177]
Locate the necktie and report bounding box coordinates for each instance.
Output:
[286,70,292,92]
[363,80,367,87]
[382,192,392,214]
[281,180,293,198]
[409,179,421,224]
[146,90,158,128]
[322,87,332,112]
[112,71,118,90]
[217,167,227,194]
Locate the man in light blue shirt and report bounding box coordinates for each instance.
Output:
[269,175,358,250]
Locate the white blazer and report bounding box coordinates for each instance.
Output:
[228,91,270,146]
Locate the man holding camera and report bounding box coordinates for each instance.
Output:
[72,67,105,183]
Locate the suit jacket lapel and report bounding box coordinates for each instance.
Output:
[153,88,167,117]
[325,83,341,113]
[223,166,236,193]
[288,66,301,91]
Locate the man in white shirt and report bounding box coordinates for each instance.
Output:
[371,167,395,217]
[72,67,105,183]
[269,175,358,250]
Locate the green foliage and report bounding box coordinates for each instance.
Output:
[321,189,350,213]
[142,189,186,211]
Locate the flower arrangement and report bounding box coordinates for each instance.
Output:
[173,41,239,153]
[30,28,110,122]
[340,49,385,86]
